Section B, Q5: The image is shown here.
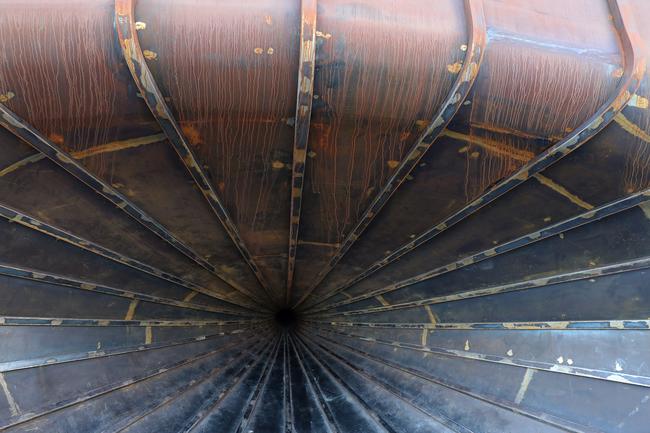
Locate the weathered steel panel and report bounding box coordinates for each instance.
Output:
[0,0,648,432]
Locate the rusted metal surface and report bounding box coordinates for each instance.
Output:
[286,0,318,302]
[132,0,301,298]
[1,0,650,431]
[115,0,278,305]
[0,0,272,306]
[291,0,469,300]
[294,0,487,307]
[303,0,645,307]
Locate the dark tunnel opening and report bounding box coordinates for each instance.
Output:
[274,308,300,329]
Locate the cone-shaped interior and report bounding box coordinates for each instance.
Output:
[0,0,649,432]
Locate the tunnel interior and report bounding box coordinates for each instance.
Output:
[0,0,649,432]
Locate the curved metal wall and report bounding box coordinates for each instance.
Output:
[0,0,649,431]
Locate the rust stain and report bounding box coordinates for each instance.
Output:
[0,91,14,103]
[181,123,203,145]
[443,129,534,162]
[460,41,615,200]
[0,4,124,177]
[143,49,158,60]
[0,133,167,178]
[386,160,400,169]
[48,133,65,146]
[447,62,462,73]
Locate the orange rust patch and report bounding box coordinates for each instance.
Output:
[447,62,462,73]
[181,123,203,145]
[143,49,158,61]
[48,133,65,146]
[387,160,400,169]
[0,91,15,103]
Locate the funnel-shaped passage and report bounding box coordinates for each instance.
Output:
[0,0,649,432]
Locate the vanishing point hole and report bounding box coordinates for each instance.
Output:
[274,308,299,328]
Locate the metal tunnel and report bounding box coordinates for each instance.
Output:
[0,0,649,431]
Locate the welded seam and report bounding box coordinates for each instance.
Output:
[514,369,536,404]
[0,316,267,327]
[181,336,280,432]
[283,333,294,433]
[114,0,276,305]
[235,336,283,433]
[0,262,250,316]
[0,134,167,179]
[308,188,650,311]
[108,337,269,433]
[311,0,645,305]
[0,102,261,303]
[109,339,270,433]
[0,372,20,417]
[301,333,474,433]
[0,203,265,311]
[310,325,650,388]
[295,0,488,308]
[533,174,594,210]
[0,326,262,373]
[124,299,139,320]
[293,335,396,433]
[286,0,318,302]
[308,331,594,433]
[0,153,44,177]
[287,334,340,433]
[312,319,650,331]
[313,256,650,316]
[0,332,266,430]
[615,112,650,142]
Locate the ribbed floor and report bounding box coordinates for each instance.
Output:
[1,0,650,431]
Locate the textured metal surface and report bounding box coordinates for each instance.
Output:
[0,0,649,432]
